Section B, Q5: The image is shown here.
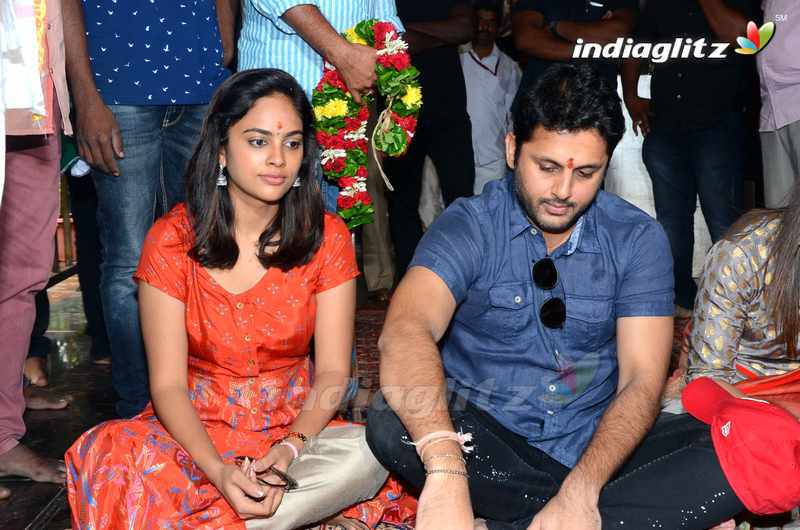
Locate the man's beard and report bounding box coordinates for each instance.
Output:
[513,171,591,235]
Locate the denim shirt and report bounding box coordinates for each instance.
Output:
[410,175,674,467]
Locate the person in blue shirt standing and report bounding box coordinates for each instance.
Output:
[238,0,404,214]
[366,63,746,529]
[62,0,232,418]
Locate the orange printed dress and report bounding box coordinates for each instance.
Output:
[65,204,413,529]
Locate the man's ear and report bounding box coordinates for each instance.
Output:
[505,132,517,169]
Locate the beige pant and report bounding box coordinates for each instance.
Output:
[361,102,395,291]
[246,424,388,530]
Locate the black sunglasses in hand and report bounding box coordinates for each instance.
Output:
[532,257,566,329]
[234,456,298,492]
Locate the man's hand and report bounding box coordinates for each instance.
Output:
[416,474,474,530]
[624,95,651,136]
[75,96,124,176]
[527,489,601,530]
[330,42,377,104]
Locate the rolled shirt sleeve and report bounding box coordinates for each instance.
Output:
[615,221,675,318]
[409,200,484,305]
[250,0,321,34]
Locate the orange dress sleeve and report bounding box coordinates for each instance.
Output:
[316,213,360,293]
[133,207,192,303]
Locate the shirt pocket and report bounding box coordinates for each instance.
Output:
[564,296,614,351]
[480,282,536,341]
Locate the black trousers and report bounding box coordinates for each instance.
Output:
[385,46,475,280]
[366,391,743,530]
[28,175,109,361]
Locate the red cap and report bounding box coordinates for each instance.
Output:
[682,377,800,515]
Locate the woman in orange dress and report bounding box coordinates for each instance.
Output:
[65,69,408,529]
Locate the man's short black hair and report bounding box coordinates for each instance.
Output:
[512,63,625,159]
[474,0,501,18]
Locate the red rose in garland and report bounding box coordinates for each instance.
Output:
[313,20,422,229]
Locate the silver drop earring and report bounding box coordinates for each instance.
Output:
[216,165,227,187]
[292,176,302,188]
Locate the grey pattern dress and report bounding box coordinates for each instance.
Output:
[687,215,800,383]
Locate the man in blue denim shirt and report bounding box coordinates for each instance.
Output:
[367,64,745,529]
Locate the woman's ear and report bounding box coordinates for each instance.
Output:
[218,148,227,169]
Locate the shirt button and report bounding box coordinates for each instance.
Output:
[676,94,682,100]
[548,384,557,392]
[677,72,683,78]
[244,335,251,342]
[547,410,555,416]
[250,407,258,414]
[236,302,244,309]
[514,295,523,304]
[248,359,255,366]
[530,228,537,235]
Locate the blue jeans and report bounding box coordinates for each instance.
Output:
[93,105,205,418]
[643,111,746,310]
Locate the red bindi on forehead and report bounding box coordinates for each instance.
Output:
[566,158,574,170]
[276,121,283,130]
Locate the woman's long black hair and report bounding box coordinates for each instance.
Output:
[185,69,325,271]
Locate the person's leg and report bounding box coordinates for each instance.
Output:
[361,102,396,294]
[25,290,51,386]
[386,121,427,281]
[474,159,509,195]
[68,174,110,362]
[160,104,207,212]
[693,112,745,243]
[0,127,66,483]
[425,49,475,206]
[93,105,164,417]
[761,118,800,208]
[366,391,567,525]
[643,128,698,311]
[245,424,389,529]
[598,413,743,529]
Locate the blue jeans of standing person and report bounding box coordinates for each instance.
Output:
[93,105,205,418]
[642,111,746,311]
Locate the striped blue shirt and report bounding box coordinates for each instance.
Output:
[239,1,404,99]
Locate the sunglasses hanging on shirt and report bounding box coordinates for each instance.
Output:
[532,257,566,329]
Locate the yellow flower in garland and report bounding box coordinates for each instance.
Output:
[401,86,422,109]
[314,99,349,121]
[343,27,368,46]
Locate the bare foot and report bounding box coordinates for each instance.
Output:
[0,485,10,500]
[24,357,48,387]
[0,443,66,483]
[320,513,369,530]
[24,386,71,410]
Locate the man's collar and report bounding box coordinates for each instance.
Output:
[507,177,601,255]
[464,42,499,62]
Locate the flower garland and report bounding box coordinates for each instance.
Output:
[313,19,422,229]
